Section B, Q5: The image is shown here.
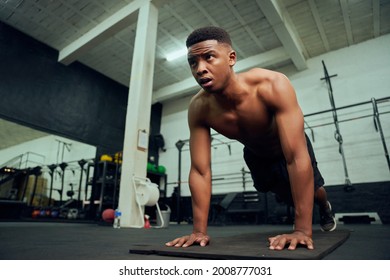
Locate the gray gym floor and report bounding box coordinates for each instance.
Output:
[0,221,389,260]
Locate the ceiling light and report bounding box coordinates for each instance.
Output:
[166,48,187,61]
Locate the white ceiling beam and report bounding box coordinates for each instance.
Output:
[225,0,266,51]
[152,47,289,103]
[340,0,354,45]
[308,0,330,51]
[163,4,193,31]
[189,0,219,26]
[58,0,146,65]
[152,77,198,104]
[256,0,307,70]
[373,0,380,37]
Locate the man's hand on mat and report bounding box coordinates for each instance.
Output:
[268,231,314,250]
[165,232,210,248]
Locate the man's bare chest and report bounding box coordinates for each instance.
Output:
[208,103,274,142]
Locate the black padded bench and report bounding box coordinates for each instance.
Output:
[210,191,268,225]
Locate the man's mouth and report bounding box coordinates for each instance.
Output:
[199,77,212,87]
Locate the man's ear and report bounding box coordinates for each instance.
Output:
[228,50,236,66]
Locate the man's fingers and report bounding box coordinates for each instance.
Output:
[185,235,209,247]
[300,238,314,250]
[269,236,287,250]
[166,234,209,248]
[197,236,210,247]
[182,237,195,248]
[167,237,183,246]
[269,234,284,250]
[174,238,188,247]
[166,236,188,247]
[165,238,179,247]
[288,239,298,250]
[268,233,314,250]
[268,235,279,244]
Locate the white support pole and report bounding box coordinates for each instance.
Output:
[118,1,158,228]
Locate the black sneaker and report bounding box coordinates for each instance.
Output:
[320,201,337,231]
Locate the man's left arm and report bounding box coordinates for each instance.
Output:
[267,73,314,250]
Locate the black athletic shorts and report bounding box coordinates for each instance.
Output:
[243,134,325,205]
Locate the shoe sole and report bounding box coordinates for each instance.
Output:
[321,201,337,232]
[292,201,338,232]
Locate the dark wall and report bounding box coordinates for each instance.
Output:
[0,22,129,153]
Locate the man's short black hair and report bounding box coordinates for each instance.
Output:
[186,26,232,48]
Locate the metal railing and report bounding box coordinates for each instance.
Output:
[1,152,45,170]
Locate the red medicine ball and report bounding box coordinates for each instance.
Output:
[102,208,115,223]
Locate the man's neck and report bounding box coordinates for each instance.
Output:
[213,73,247,106]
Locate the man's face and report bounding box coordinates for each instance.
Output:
[187,40,236,92]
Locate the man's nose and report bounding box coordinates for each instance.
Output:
[196,61,207,76]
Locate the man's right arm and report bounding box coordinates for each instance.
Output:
[188,105,212,238]
[166,97,212,247]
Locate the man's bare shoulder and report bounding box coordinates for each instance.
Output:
[241,68,287,85]
[188,90,211,125]
[189,89,210,110]
[242,68,294,107]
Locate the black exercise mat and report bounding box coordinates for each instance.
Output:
[129,229,350,260]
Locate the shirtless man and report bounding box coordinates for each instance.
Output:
[166,26,336,251]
